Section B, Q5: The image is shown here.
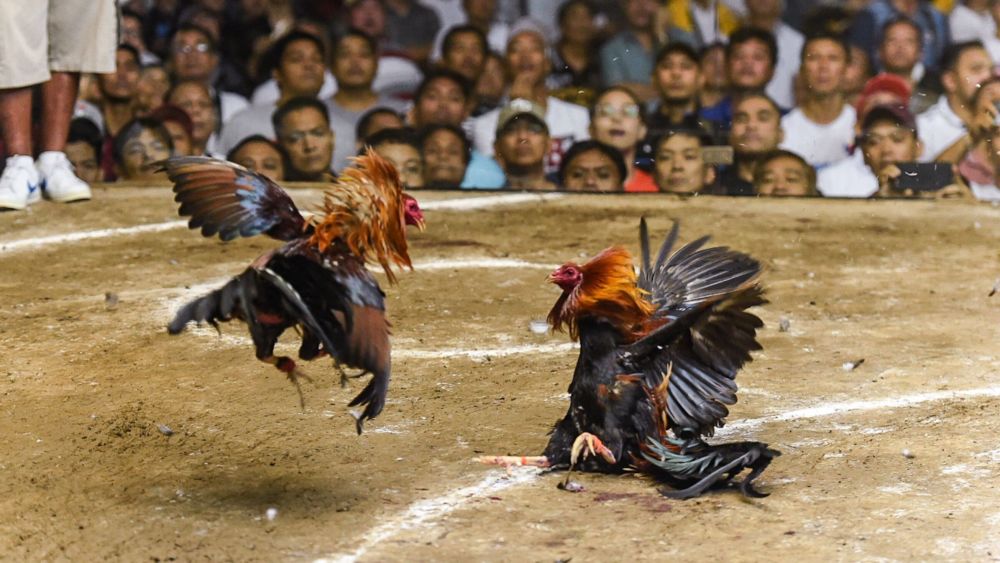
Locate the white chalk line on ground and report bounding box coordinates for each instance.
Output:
[315,469,541,563]
[0,192,563,254]
[715,385,1000,437]
[315,383,1000,563]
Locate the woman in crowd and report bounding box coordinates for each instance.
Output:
[226,135,288,182]
[558,140,627,192]
[588,86,657,192]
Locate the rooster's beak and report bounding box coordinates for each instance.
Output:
[545,272,557,284]
[416,216,426,232]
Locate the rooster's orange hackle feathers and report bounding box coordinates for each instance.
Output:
[548,246,656,342]
[307,152,411,283]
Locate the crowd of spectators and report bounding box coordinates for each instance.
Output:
[8,0,1000,206]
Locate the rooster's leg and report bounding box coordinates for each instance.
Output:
[263,355,314,408]
[561,432,616,487]
[474,455,551,470]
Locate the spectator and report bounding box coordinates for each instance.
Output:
[135,65,172,116]
[356,107,405,151]
[326,30,408,172]
[338,0,424,100]
[218,31,326,156]
[168,80,220,156]
[950,0,995,44]
[167,23,249,123]
[176,7,253,98]
[960,115,1000,201]
[848,0,950,73]
[665,0,741,48]
[112,118,173,181]
[549,0,603,106]
[471,25,591,174]
[652,129,717,194]
[420,123,472,188]
[699,43,729,109]
[877,17,941,112]
[120,8,161,66]
[149,104,195,157]
[819,104,926,198]
[753,149,818,196]
[982,3,1000,63]
[384,0,441,66]
[95,45,144,181]
[745,0,804,109]
[226,135,288,182]
[273,97,335,182]
[493,99,556,190]
[599,0,662,102]
[558,140,627,192]
[716,92,784,195]
[472,51,506,116]
[431,0,510,63]
[438,25,489,86]
[842,45,875,109]
[647,43,714,142]
[588,86,657,192]
[0,0,115,209]
[65,118,104,185]
[940,77,1000,171]
[408,69,506,188]
[916,40,993,160]
[702,27,780,129]
[780,34,856,168]
[365,127,425,188]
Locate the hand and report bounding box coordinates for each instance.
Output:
[969,103,999,143]
[876,163,903,197]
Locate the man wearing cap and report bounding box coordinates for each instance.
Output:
[470,24,590,175]
[493,98,556,190]
[818,104,925,197]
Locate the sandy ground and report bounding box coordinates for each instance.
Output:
[1,186,999,562]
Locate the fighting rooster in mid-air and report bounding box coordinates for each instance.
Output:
[160,153,424,434]
[479,220,778,498]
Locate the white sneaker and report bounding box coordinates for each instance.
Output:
[36,151,91,203]
[0,155,41,210]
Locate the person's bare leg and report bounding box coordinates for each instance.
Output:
[0,87,33,155]
[39,72,79,152]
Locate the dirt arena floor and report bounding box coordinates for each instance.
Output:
[2,185,1000,562]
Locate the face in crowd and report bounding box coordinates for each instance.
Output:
[231,140,286,182]
[277,106,335,179]
[653,132,714,194]
[168,81,217,153]
[590,89,646,158]
[494,115,550,174]
[422,127,468,188]
[562,148,623,192]
[275,38,326,99]
[730,95,783,156]
[754,154,814,196]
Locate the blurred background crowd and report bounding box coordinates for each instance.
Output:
[6,0,1000,202]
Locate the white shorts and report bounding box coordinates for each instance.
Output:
[0,0,118,89]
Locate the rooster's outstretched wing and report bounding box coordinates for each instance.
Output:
[159,156,306,242]
[623,220,765,437]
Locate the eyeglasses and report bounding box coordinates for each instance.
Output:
[173,43,211,55]
[595,103,640,119]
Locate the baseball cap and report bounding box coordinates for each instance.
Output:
[861,103,917,133]
[496,98,548,134]
[855,73,912,117]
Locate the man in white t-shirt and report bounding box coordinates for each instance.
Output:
[779,34,856,168]
[745,0,803,109]
[470,23,589,174]
[916,40,993,161]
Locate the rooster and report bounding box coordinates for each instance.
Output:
[160,153,424,434]
[478,220,777,498]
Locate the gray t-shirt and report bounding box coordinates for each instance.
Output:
[325,96,408,171]
[217,103,276,156]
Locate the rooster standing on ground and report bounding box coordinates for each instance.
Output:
[160,153,424,434]
[479,220,779,498]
